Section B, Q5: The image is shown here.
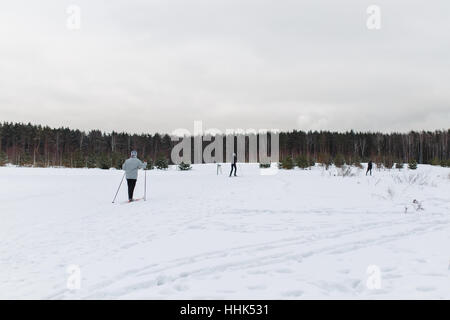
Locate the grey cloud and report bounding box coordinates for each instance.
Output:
[0,0,449,133]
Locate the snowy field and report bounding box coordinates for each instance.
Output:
[0,163,449,299]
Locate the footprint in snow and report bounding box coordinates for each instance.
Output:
[282,290,303,297]
[276,268,294,274]
[174,284,189,292]
[338,269,350,274]
[247,284,267,290]
[416,286,436,292]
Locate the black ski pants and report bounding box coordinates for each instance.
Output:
[230,163,237,176]
[127,179,137,200]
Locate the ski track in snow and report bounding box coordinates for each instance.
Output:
[0,164,449,299]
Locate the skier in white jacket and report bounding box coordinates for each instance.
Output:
[122,150,147,202]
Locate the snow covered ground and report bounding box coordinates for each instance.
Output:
[0,163,449,299]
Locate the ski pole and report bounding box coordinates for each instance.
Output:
[144,169,147,201]
[112,172,125,203]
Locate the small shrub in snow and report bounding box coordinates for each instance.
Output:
[155,157,169,170]
[295,155,309,169]
[430,158,440,166]
[259,162,271,168]
[334,154,345,168]
[178,161,192,171]
[146,159,154,170]
[96,155,111,169]
[395,162,404,170]
[441,159,450,167]
[85,155,97,168]
[337,165,354,177]
[393,172,429,186]
[352,157,363,169]
[408,159,418,170]
[111,152,126,169]
[279,156,295,169]
[383,157,394,170]
[318,153,332,170]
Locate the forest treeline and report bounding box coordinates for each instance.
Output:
[0,122,449,168]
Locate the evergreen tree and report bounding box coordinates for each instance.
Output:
[383,156,394,169]
[146,159,154,170]
[408,159,418,170]
[334,153,345,168]
[72,151,85,168]
[155,157,169,170]
[318,153,332,170]
[97,154,110,169]
[308,156,315,168]
[279,156,295,169]
[259,162,271,168]
[20,153,32,166]
[0,151,7,166]
[178,161,192,171]
[430,158,440,166]
[111,152,126,169]
[395,162,404,170]
[352,156,363,169]
[295,155,309,169]
[0,122,449,168]
[86,154,97,168]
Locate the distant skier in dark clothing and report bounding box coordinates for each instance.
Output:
[122,150,147,202]
[229,153,237,177]
[366,160,373,176]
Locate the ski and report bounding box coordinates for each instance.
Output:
[120,198,144,205]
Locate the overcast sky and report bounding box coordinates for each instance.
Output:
[0,0,449,134]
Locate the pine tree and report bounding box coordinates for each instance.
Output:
[97,154,110,169]
[352,156,363,169]
[146,159,154,170]
[279,156,295,169]
[318,153,332,170]
[430,157,440,166]
[111,152,126,169]
[295,155,309,169]
[178,161,192,171]
[308,156,315,168]
[0,151,7,166]
[383,156,394,169]
[334,153,345,168]
[155,157,168,170]
[408,159,418,170]
[72,151,85,168]
[395,162,404,170]
[440,159,449,167]
[1,122,449,169]
[86,154,97,168]
[259,162,271,168]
